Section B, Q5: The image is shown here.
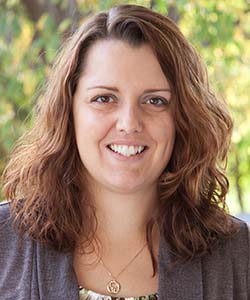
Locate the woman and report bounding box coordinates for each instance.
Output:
[0,4,249,300]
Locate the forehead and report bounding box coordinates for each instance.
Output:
[78,39,170,90]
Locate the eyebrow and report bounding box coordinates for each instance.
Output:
[87,85,171,93]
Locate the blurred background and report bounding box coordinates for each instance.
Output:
[0,0,249,217]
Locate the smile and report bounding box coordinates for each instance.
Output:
[108,144,147,157]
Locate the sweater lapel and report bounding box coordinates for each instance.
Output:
[158,237,203,300]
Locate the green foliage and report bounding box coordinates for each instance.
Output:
[0,0,249,214]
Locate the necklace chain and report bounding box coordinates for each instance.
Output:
[100,242,147,279]
[79,242,148,294]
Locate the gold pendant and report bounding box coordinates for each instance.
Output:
[106,279,121,294]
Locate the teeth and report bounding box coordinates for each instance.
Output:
[109,144,145,157]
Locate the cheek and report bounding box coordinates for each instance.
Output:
[74,109,97,132]
[74,108,112,148]
[153,116,175,145]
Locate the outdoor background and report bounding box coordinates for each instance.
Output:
[0,0,249,215]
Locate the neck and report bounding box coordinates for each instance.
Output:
[90,183,159,246]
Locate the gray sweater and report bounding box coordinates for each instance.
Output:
[0,201,249,300]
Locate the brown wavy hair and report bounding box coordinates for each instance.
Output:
[2,4,237,273]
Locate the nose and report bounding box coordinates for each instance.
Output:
[116,103,143,134]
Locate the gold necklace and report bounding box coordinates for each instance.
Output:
[100,242,147,294]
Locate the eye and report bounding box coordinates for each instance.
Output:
[145,97,169,106]
[92,95,115,103]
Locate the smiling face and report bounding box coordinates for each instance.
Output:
[73,39,175,194]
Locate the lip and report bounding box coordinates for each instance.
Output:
[105,140,149,147]
[105,142,149,161]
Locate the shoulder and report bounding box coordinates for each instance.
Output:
[226,215,250,269]
[202,215,249,278]
[225,215,249,254]
[0,200,34,255]
[0,200,13,234]
[0,199,26,236]
[0,200,23,239]
[206,215,249,260]
[0,200,11,220]
[0,201,13,250]
[0,200,76,298]
[0,200,35,293]
[0,200,24,246]
[199,216,250,297]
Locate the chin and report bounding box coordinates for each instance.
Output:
[106,180,149,194]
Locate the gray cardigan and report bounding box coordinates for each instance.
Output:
[0,201,249,300]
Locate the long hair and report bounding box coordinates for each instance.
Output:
[2,4,237,273]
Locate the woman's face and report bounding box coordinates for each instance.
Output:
[73,39,175,194]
